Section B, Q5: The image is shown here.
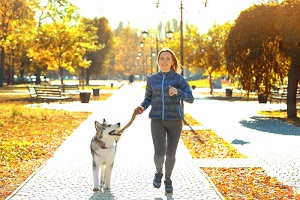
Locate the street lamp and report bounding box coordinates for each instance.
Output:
[141,30,173,72]
[166,30,173,39]
[140,30,170,74]
[154,0,208,77]
[153,0,184,75]
[137,52,144,80]
[154,0,208,114]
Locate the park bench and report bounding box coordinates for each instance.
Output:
[59,84,80,100]
[27,85,37,99]
[60,84,80,95]
[34,85,71,103]
[269,85,300,103]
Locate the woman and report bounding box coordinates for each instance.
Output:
[135,48,194,193]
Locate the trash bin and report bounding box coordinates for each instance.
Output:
[258,93,267,103]
[92,88,100,97]
[225,89,233,97]
[92,88,100,100]
[79,92,91,103]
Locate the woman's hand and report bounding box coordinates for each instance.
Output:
[135,106,144,114]
[169,85,178,96]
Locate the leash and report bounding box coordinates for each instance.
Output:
[117,108,139,135]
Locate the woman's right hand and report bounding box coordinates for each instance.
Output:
[135,106,144,114]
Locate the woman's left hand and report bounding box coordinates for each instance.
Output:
[169,85,178,96]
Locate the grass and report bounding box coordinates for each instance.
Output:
[188,79,234,88]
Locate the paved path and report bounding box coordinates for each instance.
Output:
[7,83,223,200]
[7,84,300,199]
[185,93,300,193]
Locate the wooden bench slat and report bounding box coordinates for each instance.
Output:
[30,85,72,103]
[60,84,80,96]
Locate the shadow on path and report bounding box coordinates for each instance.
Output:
[239,116,300,136]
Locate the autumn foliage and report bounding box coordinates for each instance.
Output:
[1,103,300,199]
[182,114,300,199]
[203,167,300,199]
[0,102,91,199]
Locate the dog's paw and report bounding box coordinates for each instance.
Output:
[93,188,100,192]
[104,187,111,191]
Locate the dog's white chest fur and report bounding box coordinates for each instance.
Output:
[91,119,121,191]
[92,138,117,165]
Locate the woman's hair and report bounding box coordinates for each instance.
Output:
[157,48,182,74]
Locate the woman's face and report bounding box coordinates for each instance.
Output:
[158,51,174,73]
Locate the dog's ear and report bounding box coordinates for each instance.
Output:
[103,118,106,123]
[95,121,101,131]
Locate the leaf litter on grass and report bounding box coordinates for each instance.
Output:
[0,102,91,199]
[182,113,300,199]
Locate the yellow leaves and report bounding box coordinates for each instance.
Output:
[183,113,300,199]
[202,167,300,199]
[183,113,202,126]
[181,128,246,159]
[0,102,91,198]
[259,110,300,127]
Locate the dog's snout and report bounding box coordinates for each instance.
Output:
[117,122,120,126]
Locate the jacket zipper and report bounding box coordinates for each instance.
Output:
[162,74,165,120]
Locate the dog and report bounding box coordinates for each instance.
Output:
[90,119,121,191]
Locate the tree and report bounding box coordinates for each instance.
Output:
[276,0,300,117]
[0,0,36,87]
[200,23,231,94]
[113,26,140,78]
[225,2,299,117]
[27,0,101,85]
[225,4,288,97]
[83,17,114,83]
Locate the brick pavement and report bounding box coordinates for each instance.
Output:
[8,83,300,199]
[185,95,300,193]
[7,83,223,200]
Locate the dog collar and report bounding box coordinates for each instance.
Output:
[93,138,108,149]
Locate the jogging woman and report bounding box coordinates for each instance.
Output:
[135,48,194,193]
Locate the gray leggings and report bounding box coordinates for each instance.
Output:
[151,119,182,179]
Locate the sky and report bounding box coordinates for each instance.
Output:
[69,0,259,33]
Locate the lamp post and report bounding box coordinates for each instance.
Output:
[155,30,173,72]
[154,0,208,76]
[141,30,173,72]
[137,52,143,80]
[139,41,147,80]
[154,0,184,76]
[140,31,156,76]
[179,0,184,76]
[153,0,208,116]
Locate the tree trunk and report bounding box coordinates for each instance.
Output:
[20,67,25,80]
[35,66,42,85]
[86,68,90,85]
[59,67,64,85]
[81,67,85,90]
[0,47,5,87]
[209,74,214,95]
[287,57,300,118]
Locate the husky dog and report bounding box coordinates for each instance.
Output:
[90,119,121,191]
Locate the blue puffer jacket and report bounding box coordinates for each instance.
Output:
[140,70,194,120]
